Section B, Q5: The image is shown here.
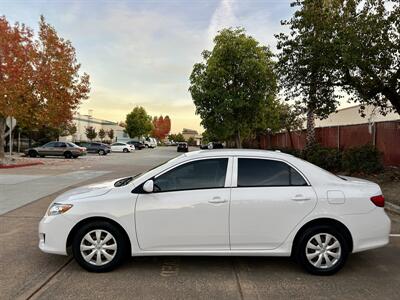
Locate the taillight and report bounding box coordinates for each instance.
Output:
[370,195,385,207]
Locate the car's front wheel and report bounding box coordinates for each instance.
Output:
[98,149,105,155]
[72,221,128,272]
[295,225,349,275]
[122,148,129,153]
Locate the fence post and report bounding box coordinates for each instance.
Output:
[337,125,340,150]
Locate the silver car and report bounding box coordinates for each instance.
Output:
[25,141,87,159]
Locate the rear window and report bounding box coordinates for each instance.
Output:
[238,158,308,187]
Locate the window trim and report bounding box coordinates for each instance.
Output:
[233,156,310,188]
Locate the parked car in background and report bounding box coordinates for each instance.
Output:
[200,144,208,149]
[177,142,189,152]
[25,141,86,159]
[208,142,223,149]
[127,140,145,150]
[39,149,390,274]
[111,142,135,153]
[143,137,157,148]
[77,142,111,155]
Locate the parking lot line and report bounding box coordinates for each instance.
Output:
[389,234,400,237]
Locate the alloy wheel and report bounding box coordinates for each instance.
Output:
[305,233,341,269]
[80,229,117,266]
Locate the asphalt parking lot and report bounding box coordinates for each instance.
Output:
[1,147,400,300]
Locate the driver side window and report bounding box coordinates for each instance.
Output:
[154,158,228,192]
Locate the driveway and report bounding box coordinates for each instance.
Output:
[0,147,399,300]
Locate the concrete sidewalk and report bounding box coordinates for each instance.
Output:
[0,170,110,215]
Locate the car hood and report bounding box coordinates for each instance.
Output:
[54,179,117,203]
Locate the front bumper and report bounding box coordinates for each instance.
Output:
[38,214,75,255]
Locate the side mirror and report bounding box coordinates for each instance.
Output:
[143,180,154,193]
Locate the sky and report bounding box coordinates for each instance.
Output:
[1,0,296,133]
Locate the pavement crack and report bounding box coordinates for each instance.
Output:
[25,257,73,300]
[232,259,244,300]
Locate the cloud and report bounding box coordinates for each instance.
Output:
[207,0,237,44]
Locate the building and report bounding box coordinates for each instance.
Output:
[314,104,400,128]
[182,128,203,145]
[62,112,128,142]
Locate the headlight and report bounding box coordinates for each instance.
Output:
[47,203,73,216]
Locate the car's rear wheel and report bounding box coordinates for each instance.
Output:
[72,221,128,272]
[295,225,349,275]
[98,149,105,155]
[64,151,72,159]
[29,150,38,158]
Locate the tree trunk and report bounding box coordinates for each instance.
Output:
[287,128,294,149]
[235,130,242,148]
[306,109,316,149]
[0,116,6,162]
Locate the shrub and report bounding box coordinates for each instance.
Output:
[342,144,383,174]
[302,145,342,172]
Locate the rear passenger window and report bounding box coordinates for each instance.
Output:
[238,158,308,187]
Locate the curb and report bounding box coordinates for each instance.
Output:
[386,201,400,215]
[0,162,44,169]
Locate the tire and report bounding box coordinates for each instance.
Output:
[72,221,128,272]
[72,155,78,159]
[294,225,349,275]
[98,149,105,156]
[29,150,38,158]
[64,151,72,159]
[144,144,149,148]
[123,148,128,153]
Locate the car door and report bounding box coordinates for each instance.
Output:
[230,157,317,250]
[135,157,232,251]
[54,142,67,156]
[111,143,121,152]
[39,141,57,156]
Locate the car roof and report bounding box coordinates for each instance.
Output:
[181,149,291,159]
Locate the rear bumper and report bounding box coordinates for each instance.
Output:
[343,208,391,253]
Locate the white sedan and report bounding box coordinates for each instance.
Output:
[110,142,135,153]
[39,149,390,275]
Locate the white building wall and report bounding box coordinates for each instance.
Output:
[313,104,399,128]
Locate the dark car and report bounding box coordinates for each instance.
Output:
[177,142,189,152]
[207,142,224,149]
[127,140,145,150]
[77,142,111,155]
[24,141,86,159]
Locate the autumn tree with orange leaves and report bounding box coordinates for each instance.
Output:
[152,115,171,140]
[0,16,90,161]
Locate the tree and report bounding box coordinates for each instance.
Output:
[187,137,196,146]
[278,103,305,148]
[189,28,278,148]
[152,115,171,140]
[334,0,400,115]
[98,128,106,141]
[85,126,97,141]
[0,16,90,161]
[125,106,152,138]
[276,1,341,148]
[0,17,35,161]
[107,129,114,142]
[168,133,185,142]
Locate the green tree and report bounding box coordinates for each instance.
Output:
[125,106,152,138]
[334,0,400,115]
[107,129,114,142]
[187,137,196,146]
[85,126,97,141]
[189,28,278,148]
[278,103,305,148]
[276,0,341,148]
[98,128,106,142]
[175,133,185,142]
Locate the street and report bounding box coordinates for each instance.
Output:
[1,147,400,300]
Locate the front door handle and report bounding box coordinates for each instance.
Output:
[208,197,227,204]
[291,194,311,201]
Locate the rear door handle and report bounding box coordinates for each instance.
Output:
[291,194,311,201]
[208,197,227,204]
